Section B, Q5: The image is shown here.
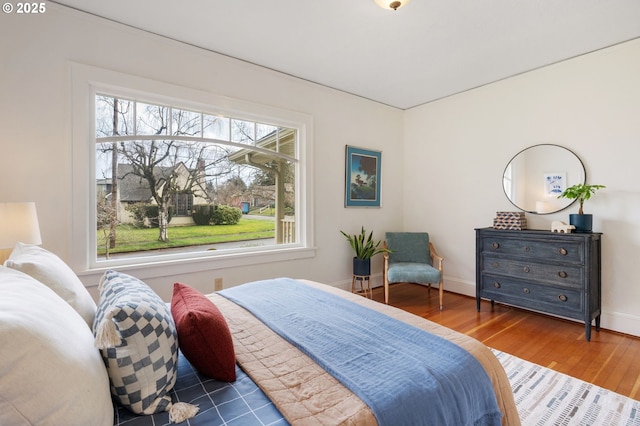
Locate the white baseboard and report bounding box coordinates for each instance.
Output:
[600,311,640,338]
[443,276,475,297]
[332,273,384,292]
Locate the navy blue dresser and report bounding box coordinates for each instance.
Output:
[476,228,602,341]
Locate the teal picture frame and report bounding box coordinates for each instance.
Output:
[345,146,381,207]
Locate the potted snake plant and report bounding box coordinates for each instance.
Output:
[340,227,390,276]
[557,183,605,233]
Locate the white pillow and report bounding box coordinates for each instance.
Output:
[0,266,113,426]
[4,242,96,327]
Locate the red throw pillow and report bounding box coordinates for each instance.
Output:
[171,283,236,382]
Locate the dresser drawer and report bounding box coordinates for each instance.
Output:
[479,275,583,314]
[482,255,582,288]
[480,237,584,263]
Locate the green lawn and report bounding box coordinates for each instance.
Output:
[97,218,275,255]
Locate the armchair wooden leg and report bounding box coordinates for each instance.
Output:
[384,278,389,304]
[439,282,444,310]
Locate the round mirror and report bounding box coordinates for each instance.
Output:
[503,144,585,214]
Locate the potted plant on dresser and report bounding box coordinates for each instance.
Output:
[340,227,389,276]
[557,183,606,233]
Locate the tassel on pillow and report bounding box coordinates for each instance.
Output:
[94,310,121,349]
[168,402,199,423]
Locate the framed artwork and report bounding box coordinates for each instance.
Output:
[544,172,566,197]
[345,146,381,207]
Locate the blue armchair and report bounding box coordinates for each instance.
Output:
[383,232,444,309]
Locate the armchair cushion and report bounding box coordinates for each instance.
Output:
[387,262,441,285]
[386,232,432,265]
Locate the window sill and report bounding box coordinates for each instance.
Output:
[76,245,316,284]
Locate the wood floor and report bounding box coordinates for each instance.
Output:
[370,283,640,400]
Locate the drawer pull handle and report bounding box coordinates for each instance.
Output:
[524,246,530,252]
[558,271,568,278]
[523,266,530,273]
[492,262,499,268]
[559,248,568,256]
[523,288,530,294]
[492,242,500,249]
[493,282,501,289]
[558,294,568,302]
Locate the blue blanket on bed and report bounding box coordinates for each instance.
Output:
[220,278,502,426]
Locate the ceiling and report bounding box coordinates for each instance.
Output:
[51,0,640,109]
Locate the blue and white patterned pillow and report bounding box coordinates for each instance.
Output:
[93,270,178,415]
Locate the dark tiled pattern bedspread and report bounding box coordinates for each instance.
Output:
[114,353,288,426]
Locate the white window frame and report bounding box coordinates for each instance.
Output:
[70,63,315,280]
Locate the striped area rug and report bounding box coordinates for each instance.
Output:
[492,349,640,425]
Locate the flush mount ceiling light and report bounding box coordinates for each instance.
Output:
[374,0,411,10]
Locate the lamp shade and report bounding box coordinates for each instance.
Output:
[0,202,42,249]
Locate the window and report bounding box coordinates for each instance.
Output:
[71,63,313,274]
[94,93,302,262]
[174,193,193,217]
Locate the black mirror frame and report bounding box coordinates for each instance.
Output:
[502,144,586,215]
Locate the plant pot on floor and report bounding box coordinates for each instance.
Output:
[353,258,371,276]
[570,214,593,233]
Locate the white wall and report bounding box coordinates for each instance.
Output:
[404,39,640,337]
[0,4,403,299]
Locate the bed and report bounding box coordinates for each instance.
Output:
[0,245,518,426]
[115,278,520,426]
